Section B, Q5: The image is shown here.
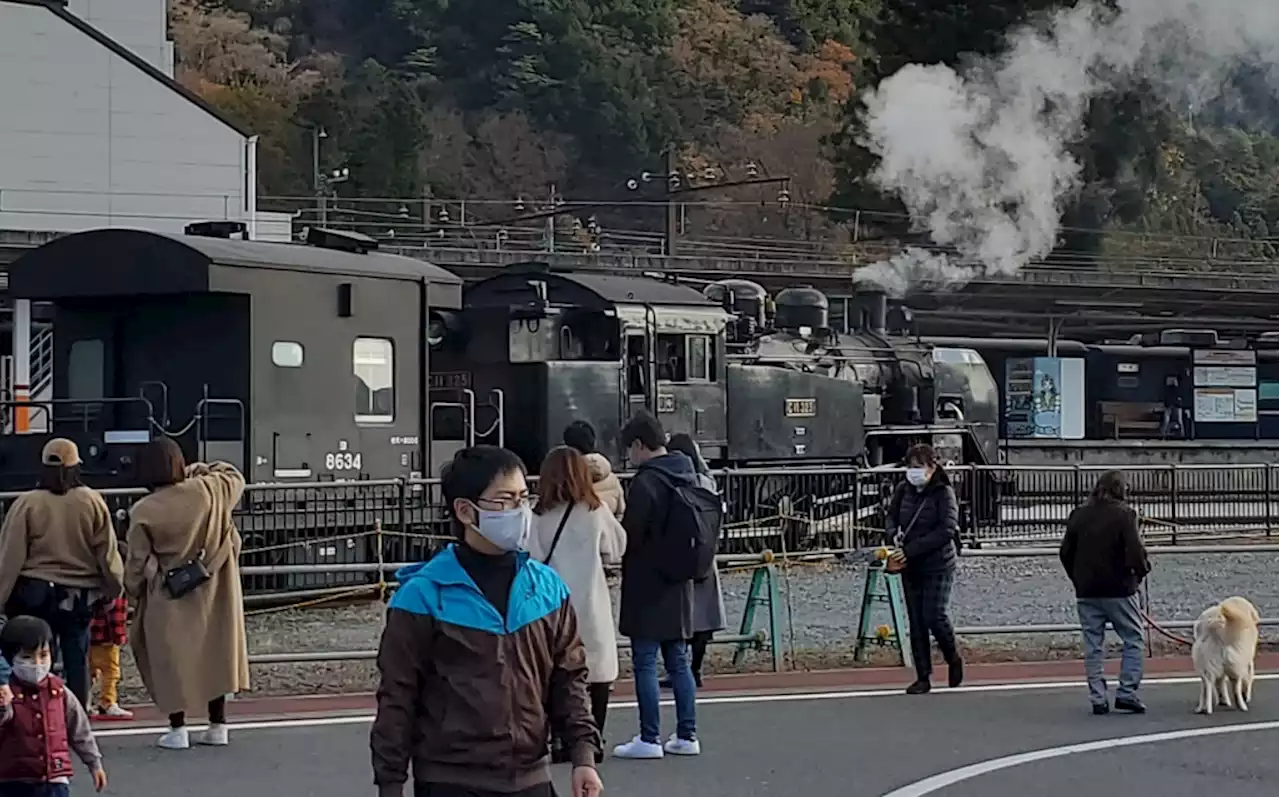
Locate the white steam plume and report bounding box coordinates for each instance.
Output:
[853,0,1280,296]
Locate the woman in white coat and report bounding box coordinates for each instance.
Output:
[529,445,627,759]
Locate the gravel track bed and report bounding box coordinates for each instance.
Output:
[115,550,1278,705]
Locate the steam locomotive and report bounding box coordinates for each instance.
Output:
[432,264,1001,471]
[430,263,1006,542]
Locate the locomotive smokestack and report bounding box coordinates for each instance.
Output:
[852,287,888,335]
[867,292,887,335]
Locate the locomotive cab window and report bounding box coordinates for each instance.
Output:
[686,335,713,382]
[271,341,305,368]
[67,338,105,400]
[654,333,715,383]
[656,334,686,382]
[354,337,395,423]
[626,335,647,396]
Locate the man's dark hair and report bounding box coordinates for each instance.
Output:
[136,438,187,490]
[1090,470,1127,504]
[440,445,526,537]
[620,409,665,452]
[562,420,597,455]
[0,615,53,664]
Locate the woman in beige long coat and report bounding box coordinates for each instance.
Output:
[124,438,248,751]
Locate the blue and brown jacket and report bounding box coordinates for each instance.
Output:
[370,545,600,796]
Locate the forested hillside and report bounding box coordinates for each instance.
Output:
[170,0,1278,261]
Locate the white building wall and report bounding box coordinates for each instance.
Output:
[66,0,168,73]
[0,2,249,236]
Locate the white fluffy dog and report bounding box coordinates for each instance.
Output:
[1191,596,1260,715]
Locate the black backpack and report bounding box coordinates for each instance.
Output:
[650,471,723,582]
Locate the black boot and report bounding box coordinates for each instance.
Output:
[905,679,932,695]
[1114,696,1146,714]
[948,658,964,688]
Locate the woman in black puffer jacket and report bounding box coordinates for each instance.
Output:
[884,443,964,694]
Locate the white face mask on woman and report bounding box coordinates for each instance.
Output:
[906,466,930,488]
[470,504,533,552]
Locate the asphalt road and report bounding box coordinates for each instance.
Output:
[76,677,1278,797]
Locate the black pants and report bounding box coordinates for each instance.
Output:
[589,681,611,737]
[901,568,959,680]
[550,681,611,762]
[169,696,227,728]
[0,783,70,797]
[415,783,556,797]
[689,631,713,678]
[4,578,93,707]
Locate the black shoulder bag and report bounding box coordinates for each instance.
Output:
[142,526,212,599]
[542,502,576,564]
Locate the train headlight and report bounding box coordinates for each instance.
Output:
[427,318,447,347]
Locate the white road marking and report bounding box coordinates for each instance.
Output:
[94,673,1279,739]
[881,721,1279,797]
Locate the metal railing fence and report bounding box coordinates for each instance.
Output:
[0,463,1274,597]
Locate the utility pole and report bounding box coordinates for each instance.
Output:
[312,126,327,227]
[664,146,679,256]
[546,184,557,253]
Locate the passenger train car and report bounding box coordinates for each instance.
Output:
[0,225,463,489]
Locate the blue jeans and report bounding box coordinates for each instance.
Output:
[0,783,71,797]
[631,638,696,743]
[1076,596,1145,705]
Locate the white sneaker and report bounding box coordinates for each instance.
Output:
[195,723,229,746]
[156,727,190,750]
[664,733,701,756]
[612,735,664,759]
[96,704,134,720]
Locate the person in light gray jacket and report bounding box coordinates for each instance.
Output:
[663,434,727,687]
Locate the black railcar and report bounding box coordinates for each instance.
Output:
[0,225,461,489]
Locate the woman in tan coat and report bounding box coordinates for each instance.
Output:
[124,439,248,751]
[0,438,124,707]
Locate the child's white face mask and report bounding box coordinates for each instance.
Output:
[12,655,51,685]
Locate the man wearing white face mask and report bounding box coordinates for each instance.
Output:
[371,445,603,797]
[884,443,963,695]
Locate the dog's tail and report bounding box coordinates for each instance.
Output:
[1220,597,1260,630]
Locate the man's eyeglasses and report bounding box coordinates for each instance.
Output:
[474,495,530,512]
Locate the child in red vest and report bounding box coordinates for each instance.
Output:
[0,616,108,796]
[88,597,133,720]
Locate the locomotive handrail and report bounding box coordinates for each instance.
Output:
[461,388,477,447]
[0,395,158,434]
[492,388,506,448]
[194,397,247,463]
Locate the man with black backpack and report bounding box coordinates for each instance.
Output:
[614,410,721,760]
